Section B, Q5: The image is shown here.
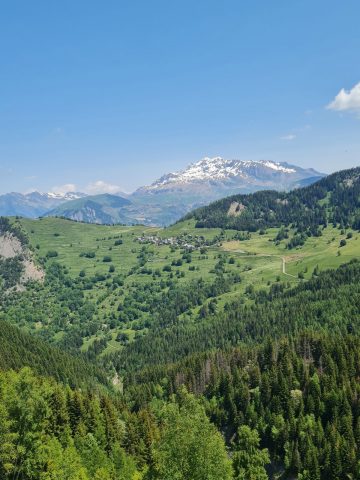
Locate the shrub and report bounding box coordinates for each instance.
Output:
[79,251,96,259]
[340,239,347,247]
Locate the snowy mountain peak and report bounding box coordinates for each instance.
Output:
[27,191,86,201]
[46,192,86,200]
[144,157,300,191]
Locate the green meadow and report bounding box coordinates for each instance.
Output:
[16,217,360,355]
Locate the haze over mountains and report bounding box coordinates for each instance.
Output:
[0,191,86,218]
[0,158,325,225]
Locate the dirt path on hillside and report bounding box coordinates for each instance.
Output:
[281,257,298,278]
[223,246,300,278]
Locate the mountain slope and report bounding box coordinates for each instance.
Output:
[46,193,132,224]
[0,191,86,217]
[184,166,360,232]
[0,319,109,388]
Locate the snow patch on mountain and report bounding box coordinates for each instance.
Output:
[145,157,298,190]
[38,191,86,200]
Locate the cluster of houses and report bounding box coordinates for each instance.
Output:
[136,234,208,250]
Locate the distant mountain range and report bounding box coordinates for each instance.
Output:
[45,194,131,225]
[0,191,86,218]
[0,158,325,225]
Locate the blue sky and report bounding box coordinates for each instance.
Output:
[0,0,359,194]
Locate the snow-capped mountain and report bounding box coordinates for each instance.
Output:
[128,157,325,225]
[42,191,85,201]
[0,158,325,226]
[137,157,323,193]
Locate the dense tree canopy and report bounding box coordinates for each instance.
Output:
[151,390,233,480]
[185,167,360,233]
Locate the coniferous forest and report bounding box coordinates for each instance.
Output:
[0,168,360,479]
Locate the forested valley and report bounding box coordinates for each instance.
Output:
[0,168,360,479]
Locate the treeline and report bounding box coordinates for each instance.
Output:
[110,260,360,372]
[184,167,360,233]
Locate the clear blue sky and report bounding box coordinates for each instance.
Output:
[0,0,359,194]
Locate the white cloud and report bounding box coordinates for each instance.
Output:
[49,180,124,196]
[51,183,77,194]
[85,180,121,195]
[327,82,360,112]
[280,134,296,141]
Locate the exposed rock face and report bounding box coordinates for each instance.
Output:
[0,232,44,290]
[227,202,246,217]
[0,233,23,258]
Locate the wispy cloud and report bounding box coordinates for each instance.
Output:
[85,180,122,195]
[327,82,360,113]
[51,183,77,194]
[49,180,123,195]
[280,134,296,141]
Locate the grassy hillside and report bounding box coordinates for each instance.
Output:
[20,216,360,283]
[0,214,355,361]
[20,217,157,276]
